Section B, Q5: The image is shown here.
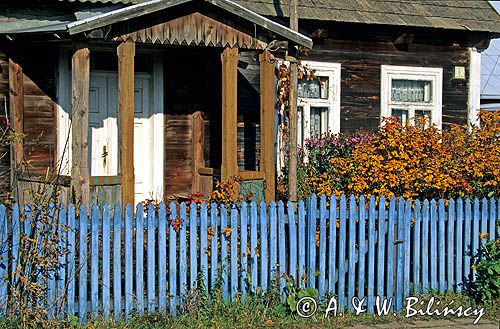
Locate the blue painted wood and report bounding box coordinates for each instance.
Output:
[438,199,446,293]
[67,205,76,316]
[463,199,472,288]
[388,197,397,303]
[135,204,145,315]
[298,200,306,287]
[220,206,229,301]
[124,204,134,318]
[269,202,277,282]
[230,205,238,301]
[56,204,66,315]
[147,203,156,313]
[113,204,122,320]
[412,200,421,293]
[91,204,100,319]
[102,205,111,319]
[200,203,208,291]
[358,195,366,300]
[455,198,463,292]
[259,202,268,291]
[307,194,317,289]
[79,204,88,323]
[250,202,258,292]
[489,198,496,243]
[430,200,438,291]
[210,203,219,292]
[45,203,56,318]
[0,205,7,313]
[278,201,286,295]
[347,195,356,311]
[472,198,480,281]
[338,194,347,312]
[179,203,187,301]
[11,204,20,289]
[481,198,488,245]
[376,196,386,299]
[367,195,376,313]
[318,195,327,298]
[288,201,297,283]
[447,199,455,292]
[327,195,337,296]
[189,203,198,291]
[403,200,411,298]
[240,202,248,299]
[158,202,167,314]
[421,200,429,293]
[394,197,403,311]
[168,203,177,316]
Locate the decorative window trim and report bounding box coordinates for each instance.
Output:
[380,65,443,129]
[297,61,341,147]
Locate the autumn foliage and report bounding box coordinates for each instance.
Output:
[298,112,500,201]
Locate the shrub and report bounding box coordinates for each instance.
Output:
[472,226,500,305]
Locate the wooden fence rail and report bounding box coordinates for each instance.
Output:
[0,194,498,323]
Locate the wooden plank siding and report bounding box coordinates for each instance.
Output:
[0,51,11,197]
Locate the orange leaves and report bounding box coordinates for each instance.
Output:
[208,175,244,204]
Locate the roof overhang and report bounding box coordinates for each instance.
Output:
[66,0,313,48]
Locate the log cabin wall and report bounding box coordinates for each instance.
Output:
[299,22,472,131]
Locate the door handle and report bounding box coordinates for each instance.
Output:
[102,145,108,167]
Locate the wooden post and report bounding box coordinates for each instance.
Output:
[221,47,238,181]
[117,41,136,207]
[288,0,299,202]
[259,50,276,203]
[192,111,205,193]
[71,45,90,205]
[8,58,24,169]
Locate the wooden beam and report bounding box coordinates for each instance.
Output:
[71,44,90,205]
[221,47,238,181]
[117,41,136,207]
[259,50,276,202]
[239,170,265,181]
[192,111,205,193]
[8,58,24,169]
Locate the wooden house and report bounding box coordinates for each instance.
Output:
[1,0,500,205]
[0,0,312,205]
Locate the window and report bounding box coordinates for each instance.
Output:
[297,61,341,147]
[381,65,443,129]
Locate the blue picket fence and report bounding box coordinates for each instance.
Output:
[0,194,498,322]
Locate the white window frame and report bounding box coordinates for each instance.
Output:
[380,65,443,129]
[297,61,341,147]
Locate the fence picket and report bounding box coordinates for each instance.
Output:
[147,204,156,312]
[318,195,327,298]
[91,204,100,319]
[79,204,88,323]
[490,198,496,243]
[347,195,356,311]
[447,199,455,292]
[367,196,376,312]
[179,204,187,301]
[221,206,229,300]
[11,204,20,290]
[394,198,403,311]
[376,196,386,299]
[328,195,337,296]
[158,202,167,314]
[102,205,111,319]
[168,203,177,316]
[463,199,472,288]
[124,204,133,319]
[358,195,366,301]
[113,204,122,320]
[0,205,7,312]
[240,202,248,299]
[210,203,219,292]
[298,200,306,287]
[307,194,317,289]
[269,202,277,281]
[189,204,198,291]
[57,204,67,316]
[278,201,286,295]
[230,205,238,301]
[250,202,258,292]
[47,203,57,318]
[338,194,347,311]
[67,205,76,316]
[455,198,463,292]
[421,200,429,292]
[412,200,421,293]
[403,200,411,298]
[259,203,268,291]
[200,203,208,291]
[481,198,488,246]
[438,199,446,293]
[288,201,297,283]
[472,198,480,281]
[430,200,438,291]
[135,204,145,315]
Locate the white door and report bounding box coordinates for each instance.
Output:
[89,72,157,205]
